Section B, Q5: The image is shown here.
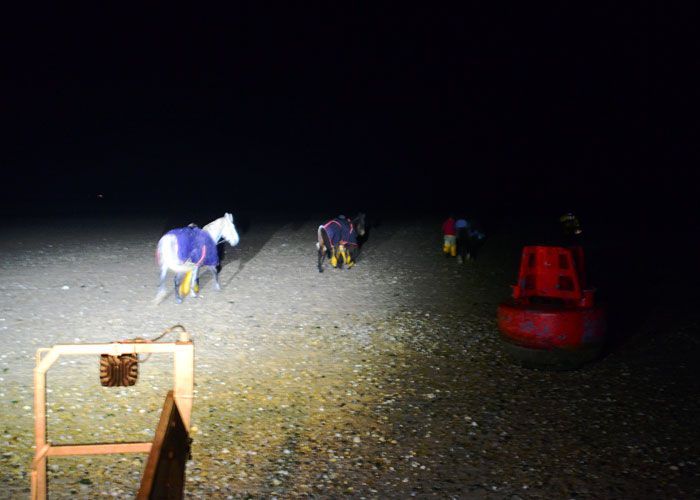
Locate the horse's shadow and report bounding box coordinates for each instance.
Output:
[211,212,281,290]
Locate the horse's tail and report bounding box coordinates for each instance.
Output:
[318,226,333,257]
[317,225,332,272]
[157,234,196,274]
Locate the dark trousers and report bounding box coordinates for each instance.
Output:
[456,228,468,260]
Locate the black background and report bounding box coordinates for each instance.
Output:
[2,3,697,229]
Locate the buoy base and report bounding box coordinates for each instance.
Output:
[497,301,606,370]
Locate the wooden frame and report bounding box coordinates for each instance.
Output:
[30,331,194,500]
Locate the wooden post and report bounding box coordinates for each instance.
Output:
[32,367,47,500]
[173,339,194,431]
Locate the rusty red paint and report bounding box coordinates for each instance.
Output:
[498,302,605,349]
[498,245,606,367]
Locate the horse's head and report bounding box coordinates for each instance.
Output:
[352,213,366,237]
[222,212,240,247]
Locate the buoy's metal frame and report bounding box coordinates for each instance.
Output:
[30,330,194,500]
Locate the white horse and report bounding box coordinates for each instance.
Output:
[155,213,240,304]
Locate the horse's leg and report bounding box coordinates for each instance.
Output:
[317,246,325,272]
[153,265,169,303]
[347,246,357,268]
[173,273,184,304]
[157,266,168,294]
[209,266,221,290]
[317,227,327,272]
[336,246,344,269]
[189,268,200,297]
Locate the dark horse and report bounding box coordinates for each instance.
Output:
[317,213,366,272]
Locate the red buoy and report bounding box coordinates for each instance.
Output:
[497,246,606,369]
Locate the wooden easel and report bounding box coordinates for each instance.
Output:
[31,330,194,500]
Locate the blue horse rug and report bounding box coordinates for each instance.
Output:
[322,216,358,250]
[166,227,219,267]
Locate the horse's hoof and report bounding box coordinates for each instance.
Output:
[153,290,167,305]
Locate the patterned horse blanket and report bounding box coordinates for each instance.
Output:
[166,227,219,267]
[322,216,358,250]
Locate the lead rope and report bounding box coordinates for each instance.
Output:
[149,324,187,343]
[122,324,187,363]
[134,325,187,363]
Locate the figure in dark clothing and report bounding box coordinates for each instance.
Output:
[465,223,485,260]
[455,217,469,263]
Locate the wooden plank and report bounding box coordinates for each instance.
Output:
[48,442,152,456]
[137,390,190,500]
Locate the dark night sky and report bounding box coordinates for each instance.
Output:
[2,3,696,223]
